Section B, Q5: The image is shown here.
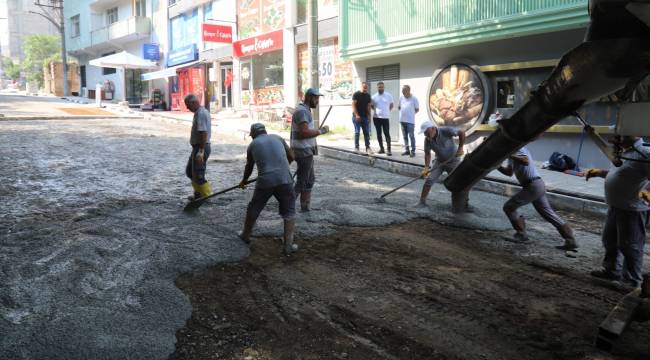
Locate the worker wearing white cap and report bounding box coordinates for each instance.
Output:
[417,120,471,213]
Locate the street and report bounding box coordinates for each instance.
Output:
[0,95,649,359]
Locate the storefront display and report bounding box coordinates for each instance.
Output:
[237,0,284,39]
[297,38,353,102]
[427,63,490,134]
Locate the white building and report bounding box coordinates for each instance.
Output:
[0,0,59,62]
[64,0,168,102]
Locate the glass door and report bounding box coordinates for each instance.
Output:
[220,64,233,108]
[125,69,148,104]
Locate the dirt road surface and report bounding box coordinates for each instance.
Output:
[1,116,648,359]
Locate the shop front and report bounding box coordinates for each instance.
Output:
[200,22,235,112]
[167,44,207,112]
[233,29,285,109]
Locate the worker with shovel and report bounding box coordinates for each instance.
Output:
[291,88,330,212]
[184,94,212,200]
[417,121,471,213]
[239,123,298,255]
[497,146,578,250]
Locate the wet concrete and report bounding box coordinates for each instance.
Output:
[0,118,644,359]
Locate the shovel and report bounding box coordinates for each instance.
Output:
[375,176,423,203]
[184,178,257,211]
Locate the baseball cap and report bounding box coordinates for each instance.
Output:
[419,120,435,134]
[249,123,266,137]
[305,88,324,97]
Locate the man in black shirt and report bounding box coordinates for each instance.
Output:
[352,82,373,153]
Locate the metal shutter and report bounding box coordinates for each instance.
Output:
[366,64,400,82]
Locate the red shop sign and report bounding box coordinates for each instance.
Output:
[233,30,283,57]
[202,23,233,43]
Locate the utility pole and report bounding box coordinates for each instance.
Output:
[31,0,67,97]
[307,0,319,127]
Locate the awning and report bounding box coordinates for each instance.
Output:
[199,46,233,62]
[89,51,158,69]
[140,60,200,81]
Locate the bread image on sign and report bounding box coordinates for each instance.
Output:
[429,64,485,132]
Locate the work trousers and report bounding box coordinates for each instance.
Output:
[503,178,566,229]
[601,207,648,286]
[294,155,315,193]
[185,143,211,184]
[424,156,468,211]
[247,183,296,220]
[373,117,391,150]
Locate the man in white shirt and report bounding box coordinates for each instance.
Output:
[398,85,419,157]
[371,81,394,155]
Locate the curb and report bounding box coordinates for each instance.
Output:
[319,146,607,216]
[0,115,140,121]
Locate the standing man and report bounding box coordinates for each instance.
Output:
[497,146,578,250]
[291,88,330,212]
[184,94,212,200]
[587,135,650,288]
[352,81,373,153]
[371,81,394,155]
[239,123,298,255]
[398,85,419,157]
[417,121,471,213]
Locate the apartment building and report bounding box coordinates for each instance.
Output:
[0,0,59,62]
[64,0,167,102]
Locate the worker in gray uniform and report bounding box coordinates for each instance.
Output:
[291,88,329,212]
[417,120,471,213]
[587,135,650,288]
[497,146,577,250]
[239,123,298,256]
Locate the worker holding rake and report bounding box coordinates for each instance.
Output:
[185,94,213,200]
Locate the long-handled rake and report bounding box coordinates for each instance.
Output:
[184,178,257,211]
[374,176,423,203]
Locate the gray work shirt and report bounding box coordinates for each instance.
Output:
[247,134,293,189]
[190,107,211,145]
[508,146,540,185]
[605,138,650,211]
[424,126,459,163]
[290,103,316,158]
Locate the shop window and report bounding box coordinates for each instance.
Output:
[102,52,116,75]
[106,7,118,25]
[497,80,515,108]
[253,50,283,89]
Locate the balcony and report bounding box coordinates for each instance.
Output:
[91,16,151,48]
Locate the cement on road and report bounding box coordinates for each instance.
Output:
[0,116,644,359]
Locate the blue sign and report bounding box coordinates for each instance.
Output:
[167,44,198,67]
[143,44,160,61]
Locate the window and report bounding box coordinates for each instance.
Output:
[70,15,80,38]
[497,80,515,108]
[102,52,116,75]
[168,0,178,6]
[106,7,118,25]
[135,0,146,17]
[253,50,283,89]
[204,2,213,22]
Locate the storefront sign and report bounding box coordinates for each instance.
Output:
[202,23,233,43]
[233,30,283,57]
[427,62,490,134]
[143,44,160,61]
[167,44,198,67]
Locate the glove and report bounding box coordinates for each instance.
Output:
[640,190,650,203]
[238,180,248,189]
[455,147,465,157]
[421,167,430,178]
[585,168,602,181]
[319,125,330,135]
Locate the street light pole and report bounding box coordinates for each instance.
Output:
[307,0,319,128]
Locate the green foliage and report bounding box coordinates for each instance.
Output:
[22,34,61,87]
[0,57,21,81]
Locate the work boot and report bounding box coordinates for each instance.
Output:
[282,219,298,256]
[590,269,621,281]
[300,191,311,212]
[555,223,578,251]
[239,212,256,244]
[378,147,385,154]
[386,144,392,156]
[402,150,410,156]
[410,151,416,158]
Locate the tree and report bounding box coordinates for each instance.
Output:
[23,34,61,87]
[31,1,67,96]
[0,57,21,81]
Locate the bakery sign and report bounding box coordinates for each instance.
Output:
[233,29,283,57]
[427,62,491,135]
[202,24,233,43]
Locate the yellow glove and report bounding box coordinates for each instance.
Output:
[238,180,248,189]
[640,190,650,203]
[585,168,602,181]
[421,167,430,178]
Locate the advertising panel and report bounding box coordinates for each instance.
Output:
[143,44,160,61]
[428,63,490,134]
[167,44,198,67]
[297,38,353,101]
[202,23,233,43]
[237,0,284,39]
[233,30,283,57]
